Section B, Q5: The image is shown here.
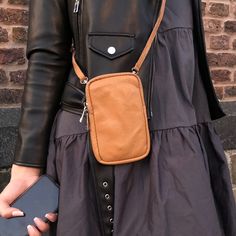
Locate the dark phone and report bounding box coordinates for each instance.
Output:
[0,174,59,236]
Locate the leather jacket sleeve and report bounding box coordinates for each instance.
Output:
[13,0,72,169]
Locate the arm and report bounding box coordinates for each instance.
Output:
[13,0,73,169]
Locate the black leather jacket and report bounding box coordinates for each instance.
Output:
[13,0,226,169]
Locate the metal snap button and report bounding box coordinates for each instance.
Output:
[107,205,112,211]
[102,181,108,188]
[107,46,116,55]
[109,218,114,223]
[111,229,114,233]
[104,193,110,200]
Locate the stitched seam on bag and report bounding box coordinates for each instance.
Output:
[88,73,149,161]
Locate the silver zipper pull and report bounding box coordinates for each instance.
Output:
[80,102,87,123]
[73,0,80,13]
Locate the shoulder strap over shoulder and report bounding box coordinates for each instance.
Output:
[132,0,166,73]
[72,0,166,83]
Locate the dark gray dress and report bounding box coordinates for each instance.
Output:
[45,0,236,235]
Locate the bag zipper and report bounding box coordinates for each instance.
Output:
[80,102,87,122]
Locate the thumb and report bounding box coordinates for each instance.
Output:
[1,207,24,219]
[0,200,24,219]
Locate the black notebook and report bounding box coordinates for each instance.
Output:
[0,174,59,236]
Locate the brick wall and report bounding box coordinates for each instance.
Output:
[203,0,236,100]
[0,0,236,199]
[0,0,28,189]
[0,0,28,106]
[202,0,236,198]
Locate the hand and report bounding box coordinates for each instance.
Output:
[0,164,58,235]
[27,212,58,236]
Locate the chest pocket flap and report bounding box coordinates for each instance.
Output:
[88,32,135,60]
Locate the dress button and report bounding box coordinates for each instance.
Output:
[107,205,112,211]
[104,193,110,200]
[111,229,114,233]
[107,46,116,55]
[102,181,108,188]
[109,218,114,223]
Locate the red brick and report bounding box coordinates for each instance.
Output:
[0,26,8,43]
[12,27,27,43]
[8,0,28,5]
[214,87,224,100]
[0,7,28,26]
[207,53,236,67]
[225,21,236,33]
[0,69,8,85]
[0,88,23,104]
[209,3,229,17]
[225,86,236,98]
[204,19,223,33]
[209,35,229,50]
[9,70,26,85]
[211,69,231,83]
[0,48,25,65]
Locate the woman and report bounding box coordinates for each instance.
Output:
[0,0,236,235]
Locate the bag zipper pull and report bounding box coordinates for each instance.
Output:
[80,102,87,123]
[73,0,80,13]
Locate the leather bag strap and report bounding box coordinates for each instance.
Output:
[132,0,166,73]
[72,0,166,83]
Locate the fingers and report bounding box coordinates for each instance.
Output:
[27,224,42,236]
[34,217,50,232]
[27,213,58,236]
[45,212,58,222]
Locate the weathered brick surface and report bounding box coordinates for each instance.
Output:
[211,69,231,83]
[209,3,229,17]
[0,88,23,104]
[9,69,26,85]
[0,48,25,64]
[0,7,28,25]
[204,0,236,101]
[12,27,27,43]
[0,0,28,110]
[0,26,8,42]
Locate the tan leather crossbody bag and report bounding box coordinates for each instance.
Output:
[71,0,166,165]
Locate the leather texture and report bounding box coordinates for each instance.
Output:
[86,72,150,165]
[87,137,115,235]
[71,0,166,81]
[13,0,226,169]
[71,0,165,165]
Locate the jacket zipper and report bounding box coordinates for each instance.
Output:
[73,0,89,130]
[73,0,80,13]
[73,0,82,53]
